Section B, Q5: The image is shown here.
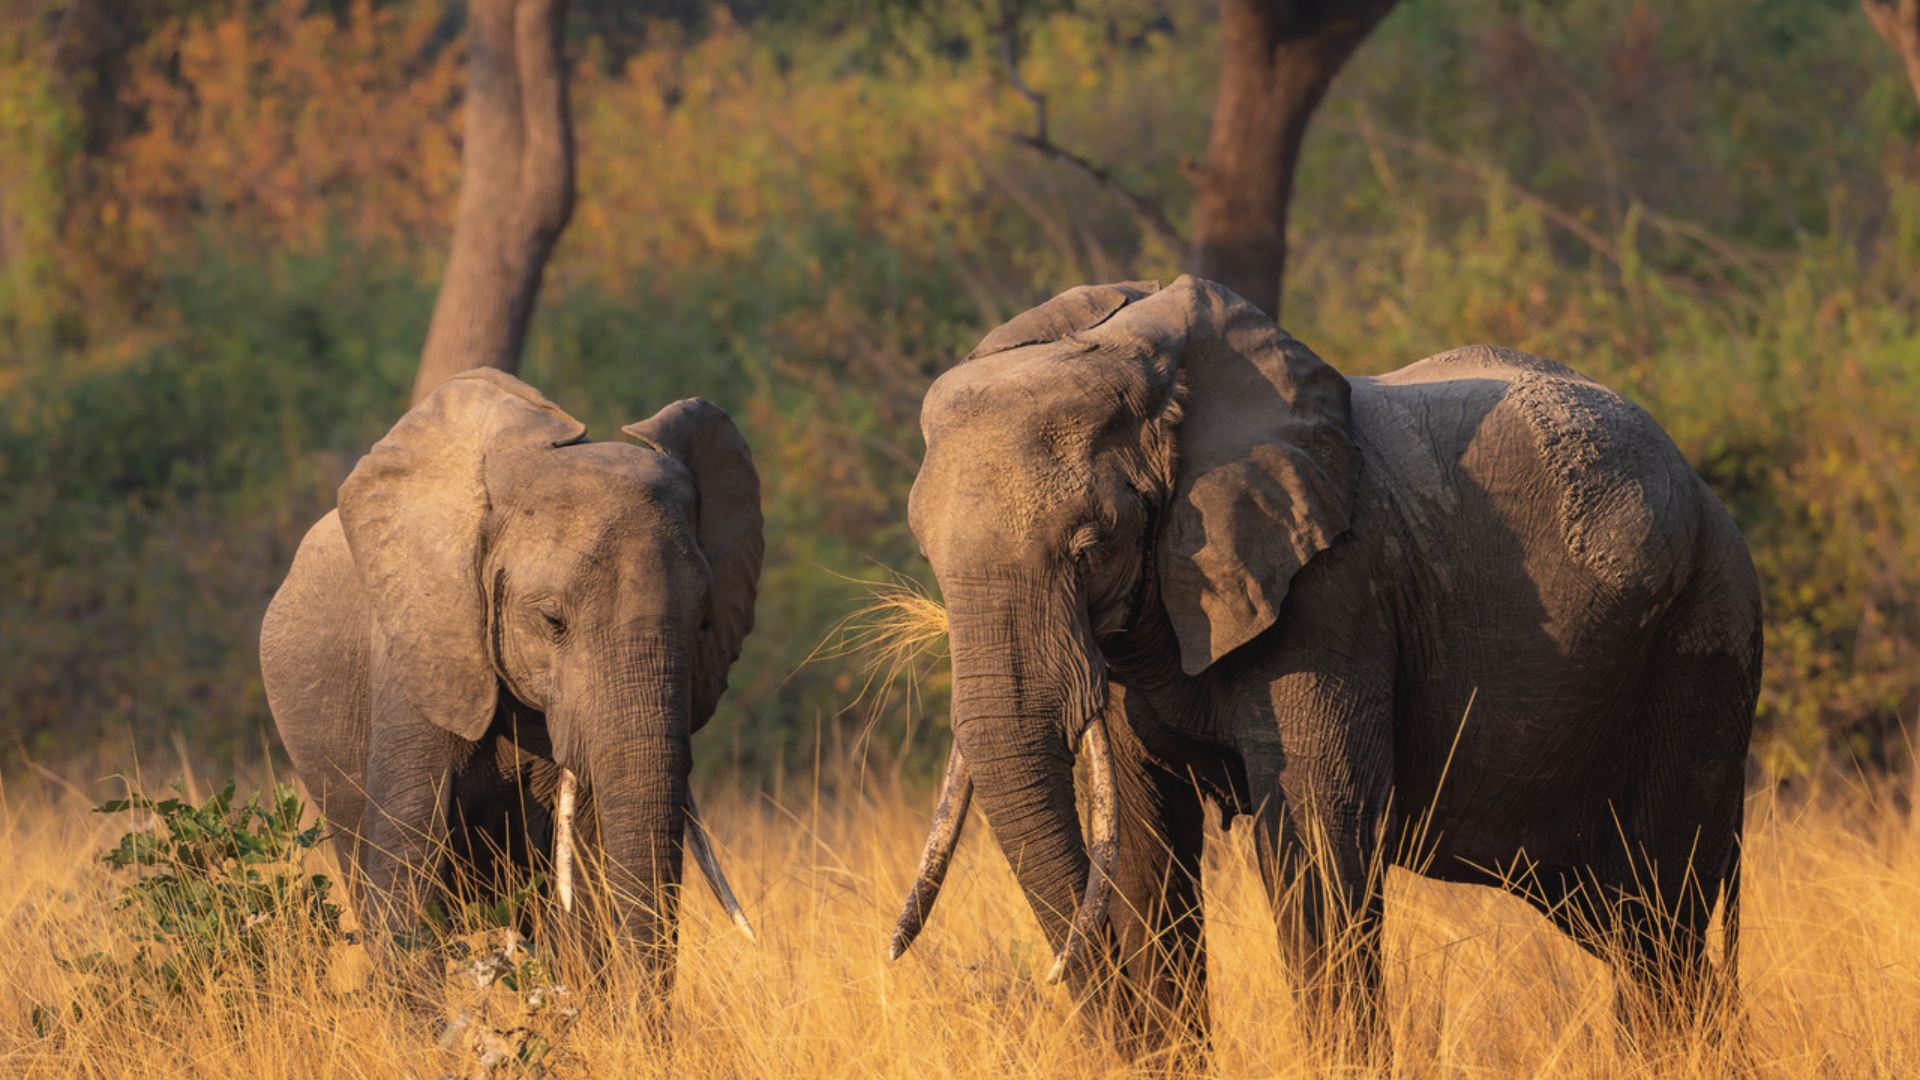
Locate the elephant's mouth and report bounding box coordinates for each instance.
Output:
[551,767,755,940]
[886,714,1119,983]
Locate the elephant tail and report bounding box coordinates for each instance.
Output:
[1719,799,1744,1013]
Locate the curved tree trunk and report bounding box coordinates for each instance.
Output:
[411,0,575,405]
[1187,0,1400,320]
[1864,0,1920,116]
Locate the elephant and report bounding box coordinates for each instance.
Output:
[260,368,762,1005]
[886,277,1761,1055]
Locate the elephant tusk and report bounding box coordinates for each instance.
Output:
[1045,716,1117,985]
[888,743,973,961]
[685,791,757,942]
[555,768,577,913]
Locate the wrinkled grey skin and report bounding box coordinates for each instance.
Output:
[260,369,761,1002]
[908,277,1760,1052]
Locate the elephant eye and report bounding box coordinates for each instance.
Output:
[1068,524,1105,558]
[539,608,567,638]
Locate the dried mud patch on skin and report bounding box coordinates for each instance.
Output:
[1502,372,1695,599]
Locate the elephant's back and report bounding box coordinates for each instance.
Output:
[260,510,374,828]
[262,510,370,691]
[1352,348,1755,874]
[1356,346,1705,607]
[1368,343,1587,387]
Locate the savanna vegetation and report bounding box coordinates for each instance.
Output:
[6,0,1917,778]
[3,0,1919,1073]
[5,762,1920,1077]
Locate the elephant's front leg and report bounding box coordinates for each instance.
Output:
[1243,672,1393,1055]
[359,676,472,1009]
[1104,687,1210,1060]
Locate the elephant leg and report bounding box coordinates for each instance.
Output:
[1515,853,1722,1045]
[1606,601,1752,1043]
[443,734,617,984]
[1244,673,1393,1054]
[1501,595,1750,1046]
[295,755,371,918]
[1251,797,1387,1047]
[479,713,587,951]
[362,733,466,929]
[1620,535,1756,1040]
[1104,688,1210,1061]
[273,680,373,916]
[1609,868,1721,1043]
[446,744,549,928]
[359,688,475,1007]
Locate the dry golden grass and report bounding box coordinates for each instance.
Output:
[3,760,1918,1079]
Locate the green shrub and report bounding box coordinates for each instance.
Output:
[38,781,342,1029]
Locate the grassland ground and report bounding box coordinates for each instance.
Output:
[2,759,1916,1078]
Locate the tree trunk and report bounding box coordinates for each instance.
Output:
[1187,0,1400,320]
[1864,0,1920,116]
[411,0,575,405]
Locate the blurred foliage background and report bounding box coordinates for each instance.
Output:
[1,0,1916,782]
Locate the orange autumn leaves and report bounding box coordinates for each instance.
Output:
[97,2,1006,293]
[101,0,462,271]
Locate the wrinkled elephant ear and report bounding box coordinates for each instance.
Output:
[1126,277,1359,676]
[338,369,588,740]
[965,280,1161,360]
[623,399,764,729]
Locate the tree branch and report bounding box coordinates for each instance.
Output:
[1323,118,1778,319]
[1864,0,1920,115]
[412,0,575,405]
[995,14,1190,262]
[1321,119,1624,269]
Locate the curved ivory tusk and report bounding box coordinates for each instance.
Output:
[555,768,578,913]
[685,791,757,941]
[1045,716,1117,985]
[888,744,973,961]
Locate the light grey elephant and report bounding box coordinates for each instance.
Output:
[261,369,761,1002]
[887,278,1761,1054]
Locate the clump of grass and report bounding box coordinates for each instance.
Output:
[804,570,950,743]
[835,573,949,676]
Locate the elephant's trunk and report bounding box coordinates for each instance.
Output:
[940,579,1117,986]
[571,631,693,993]
[552,775,751,940]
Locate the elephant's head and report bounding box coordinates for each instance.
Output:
[897,277,1356,982]
[338,369,762,978]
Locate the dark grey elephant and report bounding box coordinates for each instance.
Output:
[261,369,761,1001]
[888,278,1761,1053]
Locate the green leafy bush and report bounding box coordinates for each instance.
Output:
[51,781,342,1016]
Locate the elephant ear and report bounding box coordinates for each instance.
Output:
[623,399,764,729]
[1131,277,1359,676]
[965,280,1161,360]
[338,368,588,740]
